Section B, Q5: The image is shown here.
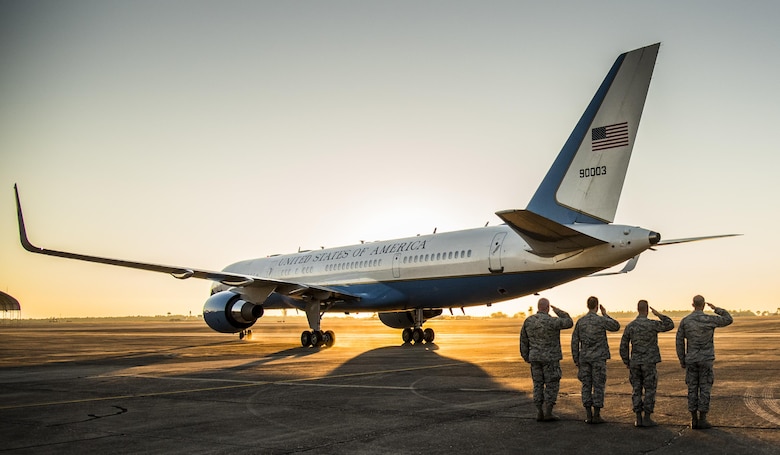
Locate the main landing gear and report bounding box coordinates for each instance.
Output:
[401,308,435,344]
[301,329,335,348]
[300,301,336,348]
[402,327,435,344]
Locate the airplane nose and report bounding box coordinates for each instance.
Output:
[649,231,661,245]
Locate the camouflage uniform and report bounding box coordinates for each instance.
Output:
[520,307,573,407]
[676,307,732,413]
[620,313,674,413]
[571,312,620,408]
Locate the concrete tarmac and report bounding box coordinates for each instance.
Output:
[1,316,779,454]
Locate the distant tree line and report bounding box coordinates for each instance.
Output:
[480,308,776,320]
[601,309,767,318]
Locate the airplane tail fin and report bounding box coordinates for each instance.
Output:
[526,43,660,224]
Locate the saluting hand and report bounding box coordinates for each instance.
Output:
[650,306,660,317]
[599,304,607,315]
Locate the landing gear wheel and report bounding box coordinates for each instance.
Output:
[423,328,435,343]
[239,330,245,340]
[301,330,312,347]
[324,330,336,348]
[402,328,413,344]
[310,330,324,347]
[412,328,424,344]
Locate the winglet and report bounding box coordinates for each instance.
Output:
[14,184,42,253]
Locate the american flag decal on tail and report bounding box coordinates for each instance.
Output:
[592,122,629,151]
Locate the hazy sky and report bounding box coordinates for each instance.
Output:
[1,1,778,319]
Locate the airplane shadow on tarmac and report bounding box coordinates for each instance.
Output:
[322,344,525,414]
[241,341,531,435]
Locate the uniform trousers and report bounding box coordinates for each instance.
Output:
[530,361,562,405]
[685,360,714,412]
[578,360,607,408]
[629,363,658,413]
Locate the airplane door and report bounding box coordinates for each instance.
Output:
[489,232,507,273]
[392,252,402,278]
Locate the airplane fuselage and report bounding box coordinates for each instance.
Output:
[213,223,655,313]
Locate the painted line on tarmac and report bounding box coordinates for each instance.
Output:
[409,377,517,410]
[0,356,516,411]
[93,373,268,383]
[0,382,267,411]
[275,382,413,391]
[270,355,516,386]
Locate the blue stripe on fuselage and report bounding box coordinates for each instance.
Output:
[263,268,599,313]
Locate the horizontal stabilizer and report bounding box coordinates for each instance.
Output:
[496,209,606,257]
[657,234,741,246]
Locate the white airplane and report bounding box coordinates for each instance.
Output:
[14,43,737,347]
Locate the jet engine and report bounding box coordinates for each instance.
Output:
[378,309,443,329]
[203,290,264,333]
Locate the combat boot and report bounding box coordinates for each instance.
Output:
[634,411,644,427]
[643,411,657,427]
[535,405,544,422]
[690,411,699,429]
[591,407,605,424]
[584,406,593,424]
[698,411,712,429]
[543,403,560,422]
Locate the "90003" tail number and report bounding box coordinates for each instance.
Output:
[579,166,607,178]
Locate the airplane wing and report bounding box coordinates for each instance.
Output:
[495,209,606,257]
[13,185,359,304]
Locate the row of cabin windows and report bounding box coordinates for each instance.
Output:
[403,249,472,264]
[322,249,473,273]
[325,259,383,272]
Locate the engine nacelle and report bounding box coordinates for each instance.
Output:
[378,309,443,329]
[203,291,264,333]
